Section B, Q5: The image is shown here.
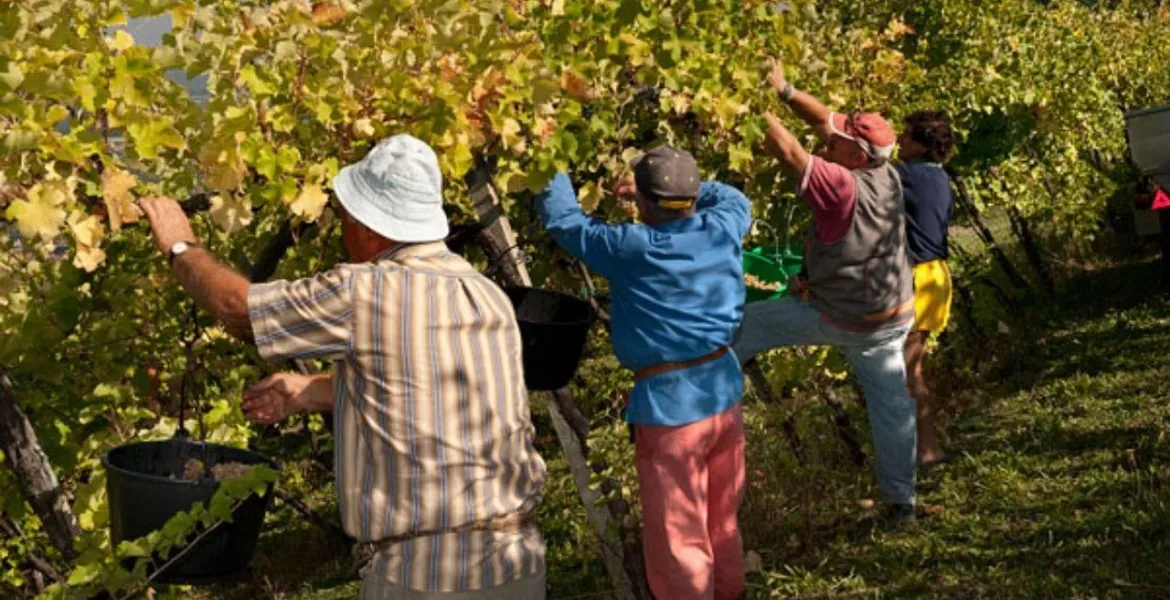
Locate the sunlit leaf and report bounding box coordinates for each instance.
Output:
[101,168,140,231]
[289,183,328,221]
[209,194,253,234]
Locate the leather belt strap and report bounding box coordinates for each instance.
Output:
[634,345,730,381]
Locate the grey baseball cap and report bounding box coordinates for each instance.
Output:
[632,146,701,208]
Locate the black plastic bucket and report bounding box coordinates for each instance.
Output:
[101,438,277,584]
[504,286,595,391]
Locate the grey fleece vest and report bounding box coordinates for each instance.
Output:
[805,162,914,329]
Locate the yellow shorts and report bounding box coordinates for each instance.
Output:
[912,259,953,333]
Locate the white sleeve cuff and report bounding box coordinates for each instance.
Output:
[800,155,818,195]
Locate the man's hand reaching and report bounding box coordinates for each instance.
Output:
[139,196,198,256]
[242,373,334,425]
[612,174,637,200]
[767,58,788,93]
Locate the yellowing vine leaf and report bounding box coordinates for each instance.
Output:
[713,97,748,127]
[110,30,135,52]
[578,181,602,212]
[73,245,107,272]
[534,116,557,143]
[199,142,247,195]
[353,118,375,138]
[171,3,195,28]
[439,54,462,81]
[311,2,346,26]
[5,180,72,241]
[68,211,107,272]
[209,195,253,234]
[289,184,328,221]
[498,117,526,154]
[67,211,104,247]
[101,168,140,231]
[561,69,594,102]
[126,118,186,160]
[6,199,66,241]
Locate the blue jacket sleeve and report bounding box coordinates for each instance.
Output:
[695,181,751,242]
[534,172,640,279]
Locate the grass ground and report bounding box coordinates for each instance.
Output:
[738,258,1170,599]
[198,256,1170,600]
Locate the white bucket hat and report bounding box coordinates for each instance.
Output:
[331,134,449,242]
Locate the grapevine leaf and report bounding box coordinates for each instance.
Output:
[101,168,140,231]
[126,118,186,160]
[110,30,135,52]
[66,562,102,586]
[116,540,149,558]
[5,181,72,241]
[209,195,253,234]
[290,183,328,221]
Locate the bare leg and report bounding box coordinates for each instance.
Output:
[905,330,944,464]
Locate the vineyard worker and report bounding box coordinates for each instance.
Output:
[534,148,751,600]
[895,110,957,469]
[734,61,919,524]
[139,134,549,599]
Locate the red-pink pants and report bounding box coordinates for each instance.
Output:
[635,404,746,600]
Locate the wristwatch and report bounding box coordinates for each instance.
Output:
[168,241,198,265]
[780,82,796,102]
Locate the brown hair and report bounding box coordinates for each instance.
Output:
[904,110,955,163]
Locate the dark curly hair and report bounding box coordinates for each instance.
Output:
[904,110,955,163]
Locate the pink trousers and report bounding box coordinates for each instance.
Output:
[635,404,746,600]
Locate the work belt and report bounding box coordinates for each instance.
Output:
[634,345,730,381]
[371,501,540,552]
[625,345,732,444]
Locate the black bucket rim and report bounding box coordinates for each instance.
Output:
[101,439,280,488]
[503,285,596,327]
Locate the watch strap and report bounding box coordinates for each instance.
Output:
[780,82,796,102]
[168,242,199,266]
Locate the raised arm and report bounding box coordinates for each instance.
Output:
[767,60,832,142]
[762,112,811,180]
[534,172,639,279]
[139,197,253,342]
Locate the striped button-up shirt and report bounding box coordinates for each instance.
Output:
[247,242,547,592]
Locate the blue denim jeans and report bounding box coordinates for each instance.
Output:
[732,296,917,506]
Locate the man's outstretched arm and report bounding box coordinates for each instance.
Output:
[139,197,253,342]
[762,112,811,180]
[768,59,833,142]
[534,172,637,279]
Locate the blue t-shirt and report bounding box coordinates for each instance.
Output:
[897,162,955,264]
[534,173,749,426]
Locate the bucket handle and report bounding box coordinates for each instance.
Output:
[782,202,798,256]
[749,218,791,272]
[750,219,781,254]
[485,243,533,281]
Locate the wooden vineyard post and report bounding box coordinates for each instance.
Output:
[465,166,652,600]
[0,367,80,561]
